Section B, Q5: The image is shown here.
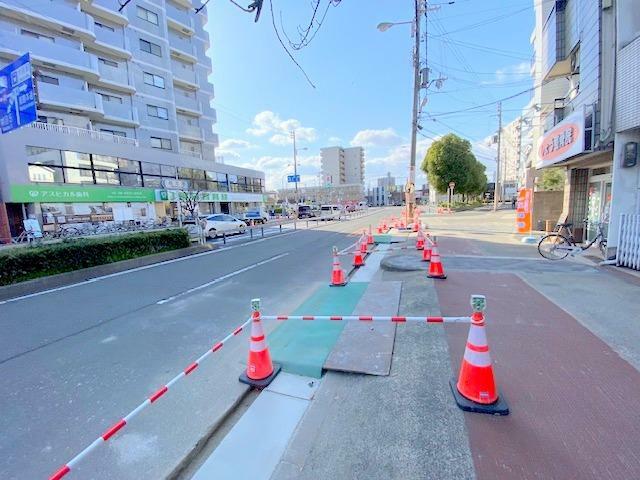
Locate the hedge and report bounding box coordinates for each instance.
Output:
[0,229,190,286]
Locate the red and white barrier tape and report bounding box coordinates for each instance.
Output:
[49,316,253,480]
[262,315,470,323]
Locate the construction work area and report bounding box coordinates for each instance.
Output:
[27,207,639,480]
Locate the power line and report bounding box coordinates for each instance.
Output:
[427,35,531,60]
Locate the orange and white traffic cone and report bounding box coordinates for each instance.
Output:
[239,298,281,388]
[450,295,508,415]
[427,241,446,279]
[353,248,364,267]
[422,237,432,262]
[330,246,347,286]
[367,226,374,245]
[415,228,425,250]
[360,232,368,254]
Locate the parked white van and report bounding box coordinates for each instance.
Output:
[320,205,342,220]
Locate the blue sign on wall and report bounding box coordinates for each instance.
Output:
[287,175,301,183]
[0,53,37,134]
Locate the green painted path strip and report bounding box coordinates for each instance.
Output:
[269,282,368,378]
[373,234,393,243]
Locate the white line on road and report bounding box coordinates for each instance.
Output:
[0,232,300,306]
[156,252,290,305]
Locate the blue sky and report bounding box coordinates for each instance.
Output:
[205,0,536,190]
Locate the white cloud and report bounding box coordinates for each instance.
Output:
[216,149,241,160]
[350,128,402,147]
[219,138,252,149]
[235,154,321,190]
[481,62,531,85]
[328,136,342,144]
[246,110,317,145]
[363,138,434,187]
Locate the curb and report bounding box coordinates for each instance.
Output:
[0,244,215,301]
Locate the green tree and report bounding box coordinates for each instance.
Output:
[537,168,565,191]
[466,160,488,197]
[421,133,483,196]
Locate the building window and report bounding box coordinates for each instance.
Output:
[147,105,169,119]
[161,164,177,177]
[137,6,159,25]
[141,175,162,188]
[120,173,143,187]
[117,158,141,173]
[100,128,126,137]
[150,136,172,150]
[63,168,95,185]
[143,72,165,88]
[141,162,162,175]
[140,39,162,56]
[92,154,119,171]
[38,75,59,85]
[21,29,54,42]
[94,21,115,32]
[99,93,123,104]
[28,164,64,183]
[94,170,120,185]
[62,151,92,169]
[98,58,119,68]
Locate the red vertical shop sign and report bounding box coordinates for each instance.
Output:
[516,188,532,234]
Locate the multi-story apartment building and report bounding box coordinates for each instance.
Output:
[0,0,264,241]
[532,0,616,242]
[320,146,364,186]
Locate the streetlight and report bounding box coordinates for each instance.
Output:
[376,21,413,32]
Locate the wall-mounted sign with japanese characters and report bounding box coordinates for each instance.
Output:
[10,184,156,203]
[537,110,585,169]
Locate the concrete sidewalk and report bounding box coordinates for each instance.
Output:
[266,209,640,480]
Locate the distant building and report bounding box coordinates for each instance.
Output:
[279,183,363,205]
[320,146,364,186]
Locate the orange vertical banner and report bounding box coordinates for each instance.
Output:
[516,188,532,234]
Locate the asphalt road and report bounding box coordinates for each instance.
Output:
[0,208,391,480]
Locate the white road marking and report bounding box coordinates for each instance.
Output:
[0,232,300,305]
[156,252,290,305]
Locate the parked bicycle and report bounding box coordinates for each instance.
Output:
[537,220,607,260]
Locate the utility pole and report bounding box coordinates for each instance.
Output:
[290,130,298,205]
[493,101,502,212]
[406,0,421,220]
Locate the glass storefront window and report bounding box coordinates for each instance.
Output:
[192,169,205,180]
[141,162,162,175]
[205,171,216,181]
[161,164,177,177]
[142,175,161,188]
[228,174,237,183]
[28,164,64,183]
[121,173,144,187]
[193,180,208,190]
[27,146,62,165]
[62,151,91,169]
[94,170,120,185]
[178,167,193,179]
[64,168,95,184]
[206,181,219,191]
[118,158,141,173]
[93,155,119,171]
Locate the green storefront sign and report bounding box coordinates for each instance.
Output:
[11,184,156,203]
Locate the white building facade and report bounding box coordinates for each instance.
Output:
[0,0,265,241]
[320,146,364,186]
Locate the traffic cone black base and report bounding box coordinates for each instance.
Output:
[449,379,509,415]
[239,364,281,389]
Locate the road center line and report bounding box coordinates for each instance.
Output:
[156,252,290,305]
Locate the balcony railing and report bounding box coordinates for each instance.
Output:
[30,122,139,146]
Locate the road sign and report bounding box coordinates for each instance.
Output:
[449,181,456,189]
[0,53,37,134]
[287,175,300,183]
